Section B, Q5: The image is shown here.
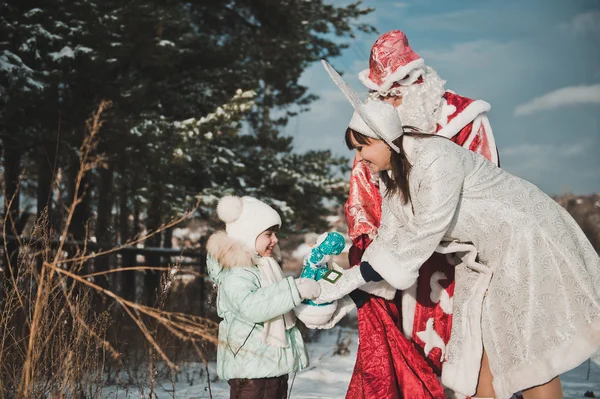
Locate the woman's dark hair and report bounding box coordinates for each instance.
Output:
[345,126,433,205]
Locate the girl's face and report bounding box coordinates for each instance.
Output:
[255,228,278,257]
[350,133,392,173]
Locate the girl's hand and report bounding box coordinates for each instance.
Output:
[295,278,321,300]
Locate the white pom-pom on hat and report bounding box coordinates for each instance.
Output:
[217,195,243,223]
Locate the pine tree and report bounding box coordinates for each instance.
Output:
[1,0,374,300]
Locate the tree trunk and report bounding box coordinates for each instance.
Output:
[143,182,163,306]
[37,138,57,236]
[68,154,92,274]
[94,165,114,291]
[2,142,21,283]
[68,155,91,240]
[164,227,173,250]
[132,192,142,301]
[118,179,137,302]
[258,83,273,147]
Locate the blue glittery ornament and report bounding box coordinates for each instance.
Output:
[300,231,346,306]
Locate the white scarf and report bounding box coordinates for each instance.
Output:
[256,256,296,348]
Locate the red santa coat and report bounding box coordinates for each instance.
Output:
[345,91,498,399]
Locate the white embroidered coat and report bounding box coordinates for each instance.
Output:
[363,135,600,399]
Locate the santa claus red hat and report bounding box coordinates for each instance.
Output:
[358,30,425,93]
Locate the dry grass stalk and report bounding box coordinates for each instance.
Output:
[1,101,218,398]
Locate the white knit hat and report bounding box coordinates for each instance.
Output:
[216,196,282,252]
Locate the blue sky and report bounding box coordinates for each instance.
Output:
[283,0,600,195]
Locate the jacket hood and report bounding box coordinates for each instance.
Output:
[206,231,283,282]
[207,231,254,270]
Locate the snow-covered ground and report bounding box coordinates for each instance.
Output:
[104,325,600,399]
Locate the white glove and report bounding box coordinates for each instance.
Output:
[313,266,366,304]
[304,296,356,329]
[295,278,321,300]
[329,261,345,273]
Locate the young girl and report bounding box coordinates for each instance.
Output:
[315,60,600,399]
[206,195,320,399]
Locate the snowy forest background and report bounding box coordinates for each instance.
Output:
[1,1,599,398]
[0,1,374,397]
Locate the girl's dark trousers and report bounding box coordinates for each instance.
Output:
[228,374,289,399]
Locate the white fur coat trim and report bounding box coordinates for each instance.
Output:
[206,231,254,269]
[433,241,490,396]
[365,245,420,291]
[206,231,283,269]
[439,246,492,397]
[491,316,600,399]
[461,115,498,166]
[462,115,481,149]
[399,242,484,341]
[482,115,498,166]
[358,280,397,300]
[401,283,418,338]
[436,99,490,139]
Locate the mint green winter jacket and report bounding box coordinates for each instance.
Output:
[206,231,309,380]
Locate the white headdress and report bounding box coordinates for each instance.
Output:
[321,60,404,153]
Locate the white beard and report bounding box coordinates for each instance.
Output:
[396,67,446,133]
[370,66,446,134]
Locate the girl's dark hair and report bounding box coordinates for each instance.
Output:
[265,225,279,233]
[345,126,433,205]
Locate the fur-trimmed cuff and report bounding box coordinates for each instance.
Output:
[401,283,418,338]
[366,246,419,290]
[359,280,396,300]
